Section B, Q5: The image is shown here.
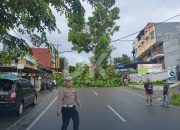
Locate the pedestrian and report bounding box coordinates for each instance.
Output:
[56,76,82,130]
[144,78,153,105]
[161,79,169,107]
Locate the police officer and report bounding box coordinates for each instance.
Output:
[56,76,82,130]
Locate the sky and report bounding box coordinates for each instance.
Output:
[46,0,180,66]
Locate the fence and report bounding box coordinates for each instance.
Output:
[129,66,177,83]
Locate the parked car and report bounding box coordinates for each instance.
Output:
[0,78,37,116]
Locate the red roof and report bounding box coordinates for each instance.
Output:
[32,48,52,68]
[144,22,154,29]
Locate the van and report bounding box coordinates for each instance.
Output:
[0,78,37,116]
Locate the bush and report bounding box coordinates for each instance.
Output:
[73,76,121,88]
[170,94,180,106]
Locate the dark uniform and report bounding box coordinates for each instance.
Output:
[144,82,153,105]
[162,83,169,106]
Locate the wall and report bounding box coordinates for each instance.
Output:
[32,48,52,68]
[163,36,180,68]
[155,23,180,68]
[129,67,177,83]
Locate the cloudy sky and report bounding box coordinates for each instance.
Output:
[48,0,180,66]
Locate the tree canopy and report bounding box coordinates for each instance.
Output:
[68,0,120,77]
[0,0,87,54]
[114,54,133,66]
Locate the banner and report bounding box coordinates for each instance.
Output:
[138,64,162,74]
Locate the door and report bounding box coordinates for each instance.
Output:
[25,81,35,104]
[20,80,32,106]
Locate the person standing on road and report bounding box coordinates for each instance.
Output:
[56,76,82,130]
[162,80,170,107]
[144,78,154,105]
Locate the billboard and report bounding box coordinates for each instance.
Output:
[138,64,162,74]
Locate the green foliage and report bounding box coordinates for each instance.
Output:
[73,75,121,88]
[153,80,163,86]
[68,32,91,53]
[68,0,120,77]
[0,50,19,65]
[71,63,122,88]
[170,94,180,106]
[54,74,64,87]
[69,65,76,73]
[0,0,86,53]
[114,54,133,66]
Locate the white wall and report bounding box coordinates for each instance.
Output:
[129,67,177,82]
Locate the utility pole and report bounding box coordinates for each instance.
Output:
[177,58,180,81]
[52,43,61,73]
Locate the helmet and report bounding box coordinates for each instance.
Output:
[64,76,72,82]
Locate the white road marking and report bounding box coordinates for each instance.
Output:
[117,88,145,98]
[107,105,127,123]
[26,96,58,130]
[117,88,180,110]
[92,90,98,96]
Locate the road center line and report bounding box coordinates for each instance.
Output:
[92,90,98,96]
[107,105,127,123]
[26,96,58,130]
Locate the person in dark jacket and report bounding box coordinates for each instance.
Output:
[144,78,153,105]
[162,80,170,107]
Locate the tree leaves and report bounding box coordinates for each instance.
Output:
[68,0,120,54]
[114,54,133,66]
[0,0,86,55]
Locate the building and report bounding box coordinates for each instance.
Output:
[32,48,52,68]
[32,47,60,72]
[132,22,180,69]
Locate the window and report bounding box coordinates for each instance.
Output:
[150,32,155,40]
[0,79,13,91]
[21,80,31,89]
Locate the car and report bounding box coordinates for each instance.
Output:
[0,78,37,116]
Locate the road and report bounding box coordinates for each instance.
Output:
[0,91,58,130]
[26,88,180,130]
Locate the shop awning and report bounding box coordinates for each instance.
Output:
[0,66,39,73]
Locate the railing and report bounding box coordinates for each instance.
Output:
[151,49,164,57]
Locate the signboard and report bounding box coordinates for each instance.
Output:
[17,64,25,69]
[0,74,16,79]
[168,69,176,81]
[138,64,162,74]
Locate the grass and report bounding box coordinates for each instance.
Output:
[170,94,180,106]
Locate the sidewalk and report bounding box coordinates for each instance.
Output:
[126,82,180,101]
[124,85,162,99]
[128,82,180,93]
[128,84,163,91]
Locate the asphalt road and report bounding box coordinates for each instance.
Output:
[0,90,58,130]
[27,88,180,130]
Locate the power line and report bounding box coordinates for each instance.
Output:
[59,51,73,53]
[110,12,180,43]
